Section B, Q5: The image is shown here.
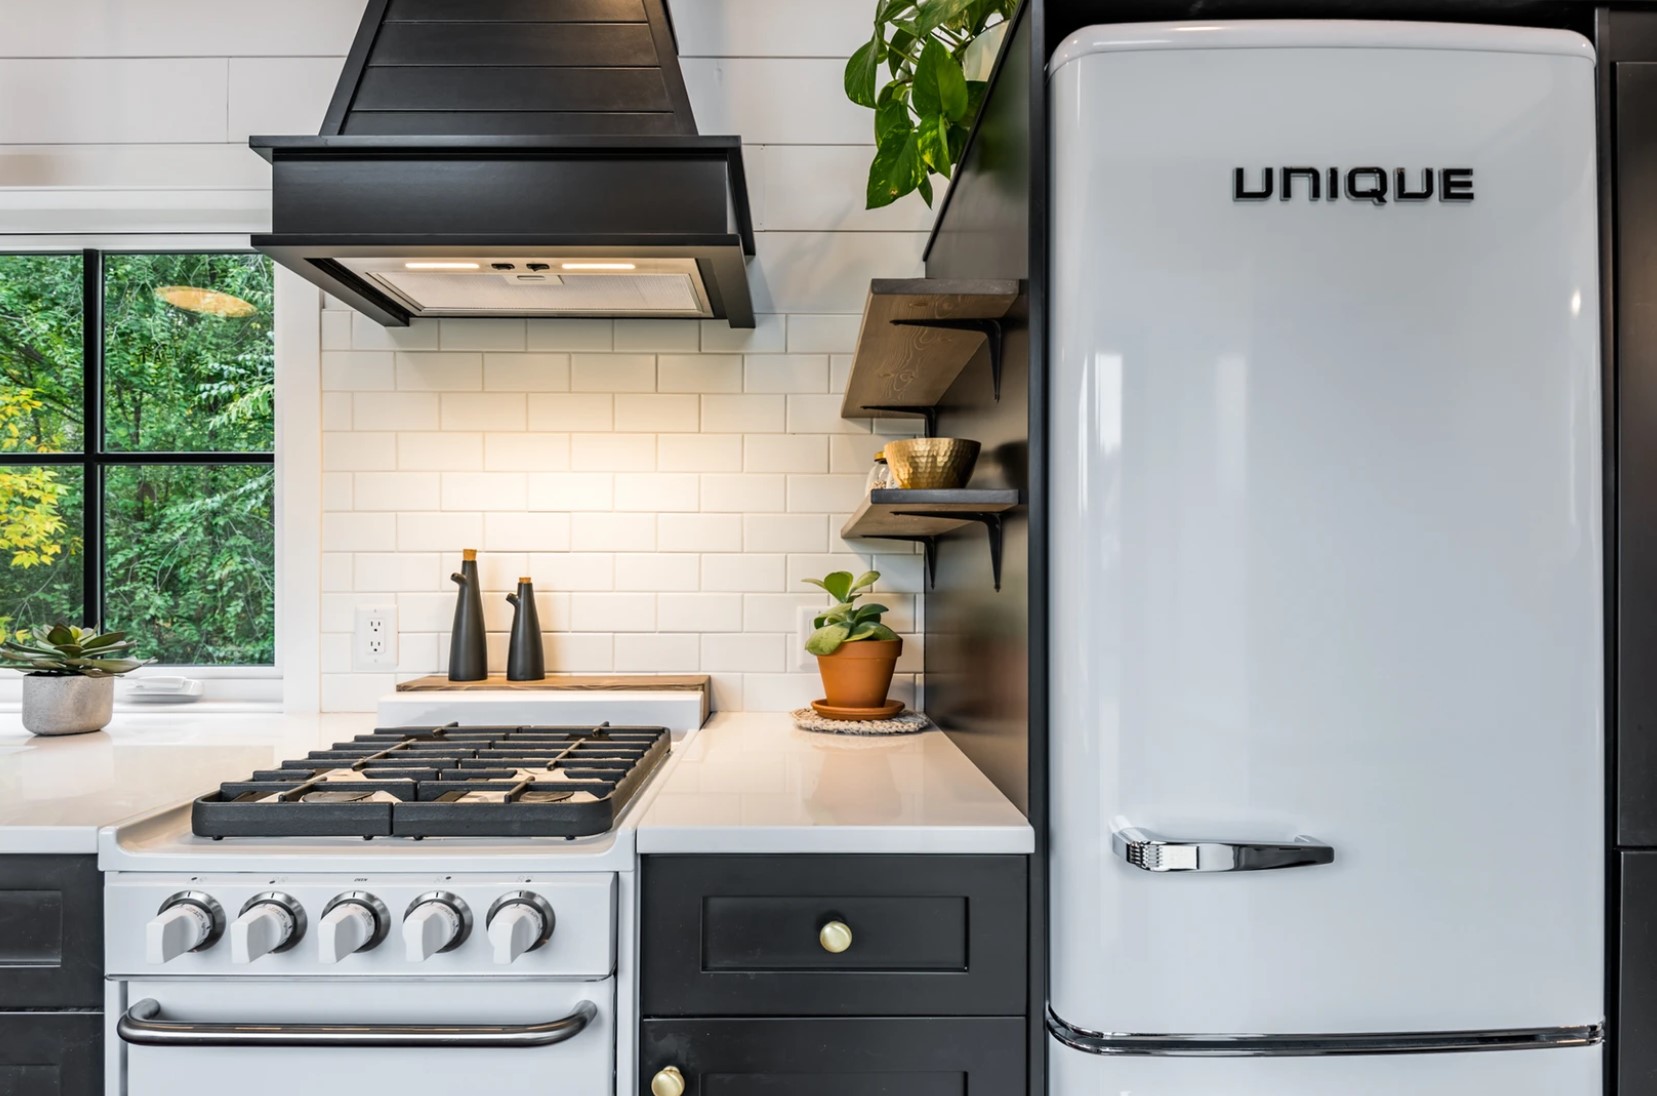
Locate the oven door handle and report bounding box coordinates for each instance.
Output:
[116,997,598,1048]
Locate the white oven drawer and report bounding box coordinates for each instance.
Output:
[115,979,612,1095]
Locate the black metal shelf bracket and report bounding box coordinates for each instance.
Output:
[889,317,1006,402]
[874,535,939,590]
[887,511,1009,591]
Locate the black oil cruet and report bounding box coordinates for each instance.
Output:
[506,577,546,681]
[447,549,489,681]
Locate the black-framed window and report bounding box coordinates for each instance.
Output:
[0,249,276,665]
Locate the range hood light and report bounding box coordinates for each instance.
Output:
[404,261,481,271]
[561,262,638,271]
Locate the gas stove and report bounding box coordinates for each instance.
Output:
[191,723,670,839]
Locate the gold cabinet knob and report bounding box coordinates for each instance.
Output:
[651,1066,686,1096]
[819,919,853,954]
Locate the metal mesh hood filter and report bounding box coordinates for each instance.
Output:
[370,270,705,316]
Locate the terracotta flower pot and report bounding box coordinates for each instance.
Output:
[815,638,903,709]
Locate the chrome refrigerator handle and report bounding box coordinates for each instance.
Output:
[116,998,597,1048]
[1113,827,1334,872]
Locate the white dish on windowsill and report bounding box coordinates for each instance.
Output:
[120,676,204,704]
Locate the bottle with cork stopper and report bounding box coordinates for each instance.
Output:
[505,576,546,681]
[448,549,488,682]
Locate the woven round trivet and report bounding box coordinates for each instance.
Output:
[790,707,933,736]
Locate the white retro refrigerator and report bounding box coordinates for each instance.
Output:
[1047,21,1604,1094]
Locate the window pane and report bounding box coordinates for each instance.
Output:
[103,253,275,453]
[0,253,84,453]
[0,465,83,634]
[104,464,274,665]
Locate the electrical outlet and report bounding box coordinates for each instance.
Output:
[794,605,821,671]
[354,605,399,671]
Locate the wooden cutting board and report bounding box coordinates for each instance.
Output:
[394,674,711,722]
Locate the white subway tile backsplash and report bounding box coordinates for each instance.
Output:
[443,472,528,511]
[572,353,654,392]
[323,351,394,391]
[786,314,864,353]
[571,433,656,472]
[572,513,656,551]
[355,471,441,511]
[529,553,615,592]
[322,553,354,592]
[528,393,614,432]
[740,672,826,712]
[527,471,613,510]
[743,592,824,632]
[702,553,784,592]
[441,318,526,352]
[658,434,743,472]
[701,633,787,674]
[351,314,440,352]
[526,319,614,352]
[658,593,744,633]
[614,473,700,512]
[699,314,786,353]
[830,354,853,392]
[700,473,785,512]
[353,393,441,432]
[615,633,699,671]
[657,354,743,393]
[750,232,926,314]
[743,354,828,394]
[321,473,353,512]
[441,393,527,431]
[614,394,700,433]
[322,512,397,552]
[570,593,656,632]
[744,434,827,473]
[398,432,485,472]
[545,632,614,672]
[324,432,398,471]
[322,393,353,431]
[484,433,571,473]
[397,591,455,632]
[321,673,398,713]
[483,512,572,552]
[613,553,700,592]
[656,513,742,552]
[396,352,483,392]
[398,512,483,553]
[786,474,868,514]
[743,514,829,553]
[470,552,530,592]
[613,319,700,352]
[353,552,440,593]
[786,394,868,434]
[484,353,571,392]
[702,394,785,433]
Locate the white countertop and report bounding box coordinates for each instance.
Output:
[635,712,1034,854]
[0,712,370,854]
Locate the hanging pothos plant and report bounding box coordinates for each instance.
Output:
[844,0,1017,209]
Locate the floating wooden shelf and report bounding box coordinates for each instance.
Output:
[841,489,1022,591]
[840,278,1020,434]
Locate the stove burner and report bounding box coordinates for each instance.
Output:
[191,723,670,839]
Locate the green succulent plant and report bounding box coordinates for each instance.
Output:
[804,570,899,656]
[0,625,146,677]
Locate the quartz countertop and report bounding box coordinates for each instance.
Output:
[0,712,370,854]
[635,712,1033,854]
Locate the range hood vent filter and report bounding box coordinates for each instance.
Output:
[362,268,708,317]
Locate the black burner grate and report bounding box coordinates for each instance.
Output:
[190,723,670,839]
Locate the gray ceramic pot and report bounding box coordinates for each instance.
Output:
[21,674,115,736]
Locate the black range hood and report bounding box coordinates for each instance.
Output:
[251,0,756,327]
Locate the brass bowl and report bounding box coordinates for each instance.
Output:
[883,438,981,490]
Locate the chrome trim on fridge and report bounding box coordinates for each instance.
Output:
[1046,1008,1603,1057]
[1112,826,1335,872]
[117,998,598,1048]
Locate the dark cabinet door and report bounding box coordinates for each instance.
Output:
[0,1012,102,1096]
[0,856,102,1009]
[640,1017,1025,1096]
[1625,853,1657,1094]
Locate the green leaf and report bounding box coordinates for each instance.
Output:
[911,38,945,117]
[819,571,855,602]
[844,34,884,108]
[82,631,127,650]
[865,623,900,642]
[805,624,851,656]
[935,42,970,121]
[846,621,876,641]
[918,173,935,207]
[46,624,73,647]
[850,570,880,593]
[914,0,976,34]
[916,114,953,177]
[854,604,890,621]
[875,93,912,146]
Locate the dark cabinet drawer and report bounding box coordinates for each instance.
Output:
[1623,851,1657,1093]
[641,1016,1025,1095]
[0,1011,103,1096]
[641,855,1025,1016]
[0,856,102,1009]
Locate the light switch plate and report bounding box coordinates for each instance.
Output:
[354,605,399,670]
[794,605,821,671]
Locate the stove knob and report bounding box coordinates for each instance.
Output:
[318,892,388,964]
[229,893,305,964]
[145,892,223,964]
[486,892,555,966]
[402,892,471,962]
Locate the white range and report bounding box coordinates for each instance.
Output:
[98,690,703,1096]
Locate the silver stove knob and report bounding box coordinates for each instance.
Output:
[230,893,305,964]
[402,892,471,962]
[145,892,223,964]
[318,892,388,964]
[486,892,555,966]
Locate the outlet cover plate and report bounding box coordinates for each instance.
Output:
[354,605,399,671]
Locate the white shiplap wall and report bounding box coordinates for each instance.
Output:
[0,0,937,712]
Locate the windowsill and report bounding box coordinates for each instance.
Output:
[0,699,285,716]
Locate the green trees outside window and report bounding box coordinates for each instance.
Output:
[0,251,276,665]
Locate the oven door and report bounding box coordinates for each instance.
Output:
[114,979,612,1095]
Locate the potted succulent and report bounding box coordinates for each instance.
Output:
[804,570,903,715]
[1,625,146,736]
